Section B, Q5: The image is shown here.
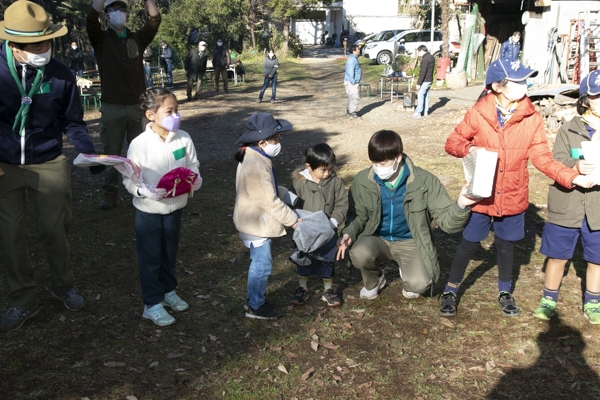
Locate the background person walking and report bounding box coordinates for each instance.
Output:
[257,48,278,104]
[67,41,84,78]
[412,45,434,119]
[159,40,174,88]
[212,38,230,93]
[184,41,208,101]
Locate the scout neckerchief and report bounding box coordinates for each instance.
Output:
[581,110,600,140]
[6,45,45,135]
[249,146,279,197]
[494,96,518,127]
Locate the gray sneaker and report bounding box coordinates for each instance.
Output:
[0,307,39,333]
[52,287,85,311]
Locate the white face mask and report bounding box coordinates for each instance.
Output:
[217,42,223,47]
[199,46,206,51]
[24,48,52,67]
[261,142,281,157]
[373,158,399,180]
[502,81,528,101]
[108,10,127,28]
[71,45,77,50]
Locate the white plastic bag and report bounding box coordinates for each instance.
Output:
[73,153,143,187]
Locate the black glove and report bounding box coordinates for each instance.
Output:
[89,165,106,175]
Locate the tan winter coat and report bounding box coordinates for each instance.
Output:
[234,147,298,237]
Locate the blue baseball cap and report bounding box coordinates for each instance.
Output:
[485,58,538,86]
[580,70,600,96]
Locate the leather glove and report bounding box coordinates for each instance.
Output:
[137,185,167,200]
[192,176,203,191]
[89,165,106,175]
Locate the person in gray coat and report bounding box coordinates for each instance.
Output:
[257,48,278,103]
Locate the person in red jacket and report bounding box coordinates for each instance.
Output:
[439,58,595,318]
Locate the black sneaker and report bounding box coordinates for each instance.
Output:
[321,289,341,307]
[0,306,39,333]
[439,292,457,317]
[498,292,520,317]
[52,287,85,311]
[290,287,310,305]
[245,302,280,319]
[224,89,228,93]
[100,190,117,210]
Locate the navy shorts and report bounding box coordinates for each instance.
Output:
[540,218,600,264]
[463,211,525,242]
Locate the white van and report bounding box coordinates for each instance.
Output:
[363,30,452,65]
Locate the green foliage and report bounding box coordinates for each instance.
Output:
[410,4,442,30]
[157,0,248,57]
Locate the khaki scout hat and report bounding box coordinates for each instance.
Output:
[0,0,68,44]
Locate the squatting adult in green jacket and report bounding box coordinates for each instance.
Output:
[336,130,478,300]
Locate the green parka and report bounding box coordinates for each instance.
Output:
[547,117,600,230]
[291,169,348,226]
[342,155,471,283]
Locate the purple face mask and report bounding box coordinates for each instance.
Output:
[153,112,181,131]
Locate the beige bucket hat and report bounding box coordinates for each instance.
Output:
[0,0,68,43]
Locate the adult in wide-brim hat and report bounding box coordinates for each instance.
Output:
[235,112,293,145]
[0,0,68,43]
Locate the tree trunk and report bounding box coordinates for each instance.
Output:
[282,17,290,53]
[247,0,257,49]
[441,0,449,57]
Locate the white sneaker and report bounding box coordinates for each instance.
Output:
[402,289,420,299]
[360,274,387,300]
[143,304,175,326]
[161,291,189,312]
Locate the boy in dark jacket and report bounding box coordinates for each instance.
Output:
[184,41,208,101]
[412,45,434,118]
[290,144,348,307]
[499,32,521,60]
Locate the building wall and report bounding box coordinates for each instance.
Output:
[343,0,398,17]
[523,1,599,82]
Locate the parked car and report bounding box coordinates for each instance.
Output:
[372,29,406,43]
[363,29,457,65]
[353,32,376,55]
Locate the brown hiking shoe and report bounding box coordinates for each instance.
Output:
[100,190,117,210]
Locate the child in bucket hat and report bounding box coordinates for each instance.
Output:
[233,112,301,319]
[533,69,600,324]
[439,60,596,319]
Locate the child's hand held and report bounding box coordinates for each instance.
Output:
[192,176,203,191]
[138,185,167,200]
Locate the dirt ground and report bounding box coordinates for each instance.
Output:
[1,45,600,399]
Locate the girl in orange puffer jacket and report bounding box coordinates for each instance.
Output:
[439,58,594,318]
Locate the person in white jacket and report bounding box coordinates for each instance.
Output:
[123,88,201,326]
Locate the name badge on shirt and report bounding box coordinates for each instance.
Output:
[172,147,186,160]
[34,82,51,95]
